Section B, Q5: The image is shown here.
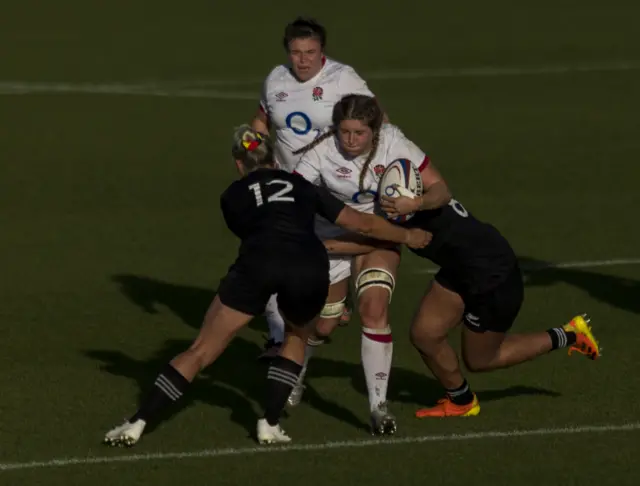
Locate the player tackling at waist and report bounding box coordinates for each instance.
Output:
[102,125,430,447]
[323,99,601,418]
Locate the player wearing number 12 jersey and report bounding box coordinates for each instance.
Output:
[103,126,429,447]
[251,17,383,356]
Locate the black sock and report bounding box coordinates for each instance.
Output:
[446,379,474,406]
[547,328,577,350]
[264,356,302,426]
[130,363,190,423]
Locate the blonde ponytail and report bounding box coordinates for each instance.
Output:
[231,124,274,170]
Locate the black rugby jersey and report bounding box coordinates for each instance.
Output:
[220,169,345,253]
[405,198,517,294]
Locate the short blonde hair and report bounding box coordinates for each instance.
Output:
[231,125,274,171]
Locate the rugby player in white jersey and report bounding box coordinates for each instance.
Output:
[251,17,386,358]
[291,94,451,434]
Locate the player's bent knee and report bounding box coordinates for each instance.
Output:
[409,326,428,349]
[462,353,494,373]
[355,267,395,302]
[409,325,422,348]
[409,323,446,349]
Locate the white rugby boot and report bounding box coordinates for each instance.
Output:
[256,418,292,444]
[370,401,397,436]
[103,419,146,447]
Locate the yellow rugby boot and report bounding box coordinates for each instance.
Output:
[563,314,601,360]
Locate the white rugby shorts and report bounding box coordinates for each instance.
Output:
[329,256,352,285]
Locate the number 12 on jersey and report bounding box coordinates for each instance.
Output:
[248,179,295,207]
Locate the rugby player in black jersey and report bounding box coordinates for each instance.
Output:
[323,170,601,418]
[103,126,430,446]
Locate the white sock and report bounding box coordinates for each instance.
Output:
[297,336,324,384]
[264,294,285,344]
[361,326,393,411]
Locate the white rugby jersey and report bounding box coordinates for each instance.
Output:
[260,58,374,172]
[295,124,430,238]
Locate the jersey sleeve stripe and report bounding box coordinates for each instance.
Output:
[418,156,431,172]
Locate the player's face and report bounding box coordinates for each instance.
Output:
[287,37,323,82]
[337,119,373,158]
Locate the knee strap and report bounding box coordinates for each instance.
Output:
[355,267,396,302]
[320,297,346,319]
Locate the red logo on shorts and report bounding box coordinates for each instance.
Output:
[312,86,323,101]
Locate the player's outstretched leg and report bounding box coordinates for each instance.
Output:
[410,279,601,418]
[457,270,600,375]
[460,314,600,373]
[104,296,252,447]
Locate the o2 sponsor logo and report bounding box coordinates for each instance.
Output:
[285,111,312,135]
[351,189,378,204]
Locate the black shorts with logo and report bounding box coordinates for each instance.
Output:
[435,262,524,333]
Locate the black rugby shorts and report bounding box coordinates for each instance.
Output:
[218,248,329,326]
[435,264,524,333]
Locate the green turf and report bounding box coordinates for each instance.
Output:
[1,1,640,484]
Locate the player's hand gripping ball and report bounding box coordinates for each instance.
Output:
[378,159,423,222]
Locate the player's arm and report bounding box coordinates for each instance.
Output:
[322,234,398,256]
[251,107,270,136]
[414,161,452,211]
[378,126,453,218]
[251,79,271,135]
[313,186,431,249]
[336,206,430,249]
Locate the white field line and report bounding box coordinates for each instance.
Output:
[1,60,639,100]
[0,82,257,100]
[362,60,640,80]
[1,422,638,472]
[413,258,640,275]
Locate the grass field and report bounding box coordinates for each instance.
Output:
[1,1,640,484]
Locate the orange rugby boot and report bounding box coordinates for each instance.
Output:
[415,394,480,418]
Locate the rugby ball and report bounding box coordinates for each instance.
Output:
[378,159,423,222]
